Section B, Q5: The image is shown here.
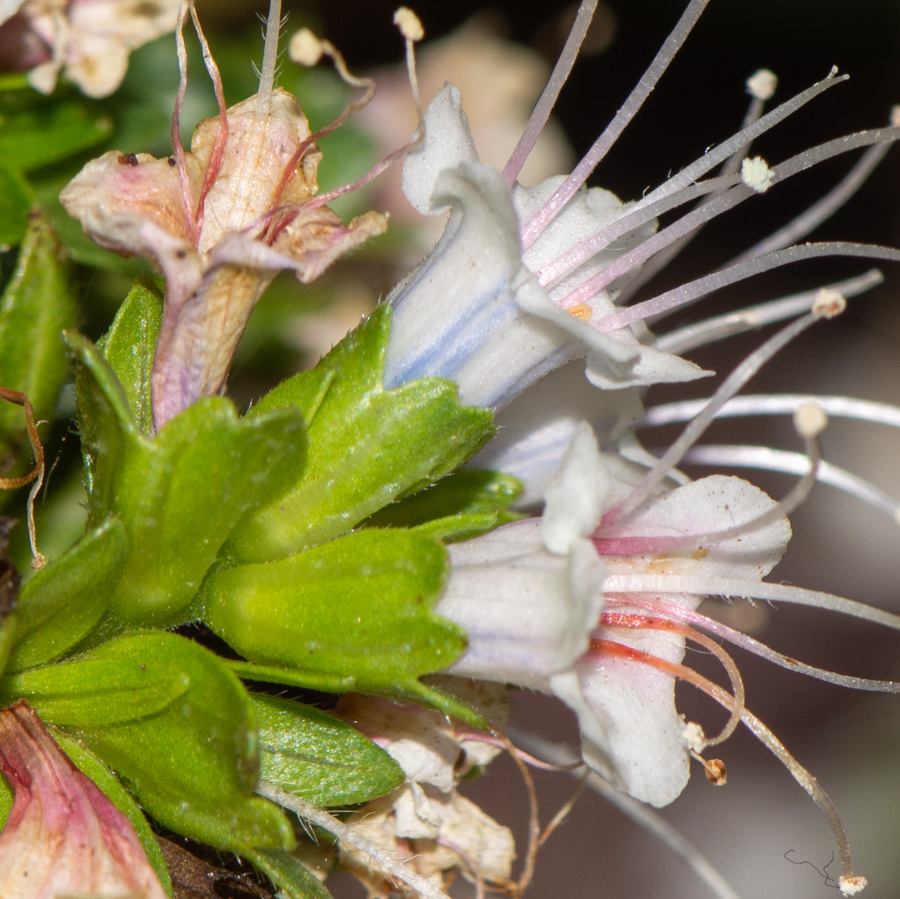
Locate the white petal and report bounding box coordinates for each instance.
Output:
[402,84,479,214]
[542,422,608,553]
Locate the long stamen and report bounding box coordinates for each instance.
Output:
[508,727,743,899]
[190,2,229,232]
[604,299,838,528]
[597,403,825,551]
[675,445,900,523]
[615,68,779,304]
[594,639,865,893]
[557,126,900,313]
[655,270,883,354]
[502,0,599,186]
[607,595,900,694]
[520,0,712,250]
[729,110,900,266]
[644,392,900,430]
[602,575,900,633]
[601,611,745,746]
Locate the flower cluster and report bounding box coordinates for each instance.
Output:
[0,0,899,897]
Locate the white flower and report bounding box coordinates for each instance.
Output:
[437,423,790,807]
[383,85,705,411]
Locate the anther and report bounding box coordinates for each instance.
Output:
[288,28,324,67]
[794,402,828,439]
[746,69,777,101]
[394,7,424,42]
[812,287,847,318]
[567,303,593,321]
[741,156,775,193]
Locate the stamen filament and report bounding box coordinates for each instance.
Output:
[595,241,900,333]
[601,575,900,633]
[604,310,822,526]
[600,611,745,746]
[655,270,883,354]
[672,444,900,523]
[606,594,900,694]
[520,0,712,250]
[643,392,900,430]
[729,141,895,266]
[594,639,862,887]
[502,0,599,185]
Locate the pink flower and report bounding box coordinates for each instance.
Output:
[61,5,387,428]
[0,700,167,899]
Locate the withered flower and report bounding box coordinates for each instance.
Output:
[61,1,386,429]
[0,700,167,899]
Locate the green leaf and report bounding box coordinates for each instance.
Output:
[205,529,480,722]
[63,632,295,855]
[364,468,523,541]
[253,694,403,806]
[228,305,495,562]
[245,848,333,899]
[0,94,112,171]
[0,159,32,247]
[6,517,127,671]
[97,277,163,437]
[0,655,192,726]
[71,333,307,625]
[0,212,76,469]
[52,729,173,896]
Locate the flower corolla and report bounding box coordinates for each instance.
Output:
[437,423,790,807]
[383,85,705,411]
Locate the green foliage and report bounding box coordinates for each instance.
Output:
[245,848,333,899]
[72,334,308,625]
[97,276,163,437]
[5,517,127,671]
[0,212,77,472]
[55,632,294,855]
[364,468,523,541]
[227,304,495,562]
[253,694,403,806]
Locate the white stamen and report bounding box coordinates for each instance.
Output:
[671,444,900,524]
[656,270,883,355]
[813,286,847,318]
[794,402,828,438]
[288,28,323,66]
[503,0,599,185]
[683,722,706,753]
[394,7,424,42]
[746,68,777,100]
[740,155,775,192]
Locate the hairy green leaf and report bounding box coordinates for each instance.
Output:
[228,305,495,562]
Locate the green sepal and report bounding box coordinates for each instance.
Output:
[0,93,112,172]
[0,158,33,247]
[253,694,403,806]
[0,212,76,470]
[52,729,173,896]
[244,848,333,899]
[0,655,192,726]
[71,333,307,625]
[96,277,163,437]
[6,517,127,671]
[61,632,294,854]
[228,304,495,562]
[364,468,523,541]
[205,529,466,698]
